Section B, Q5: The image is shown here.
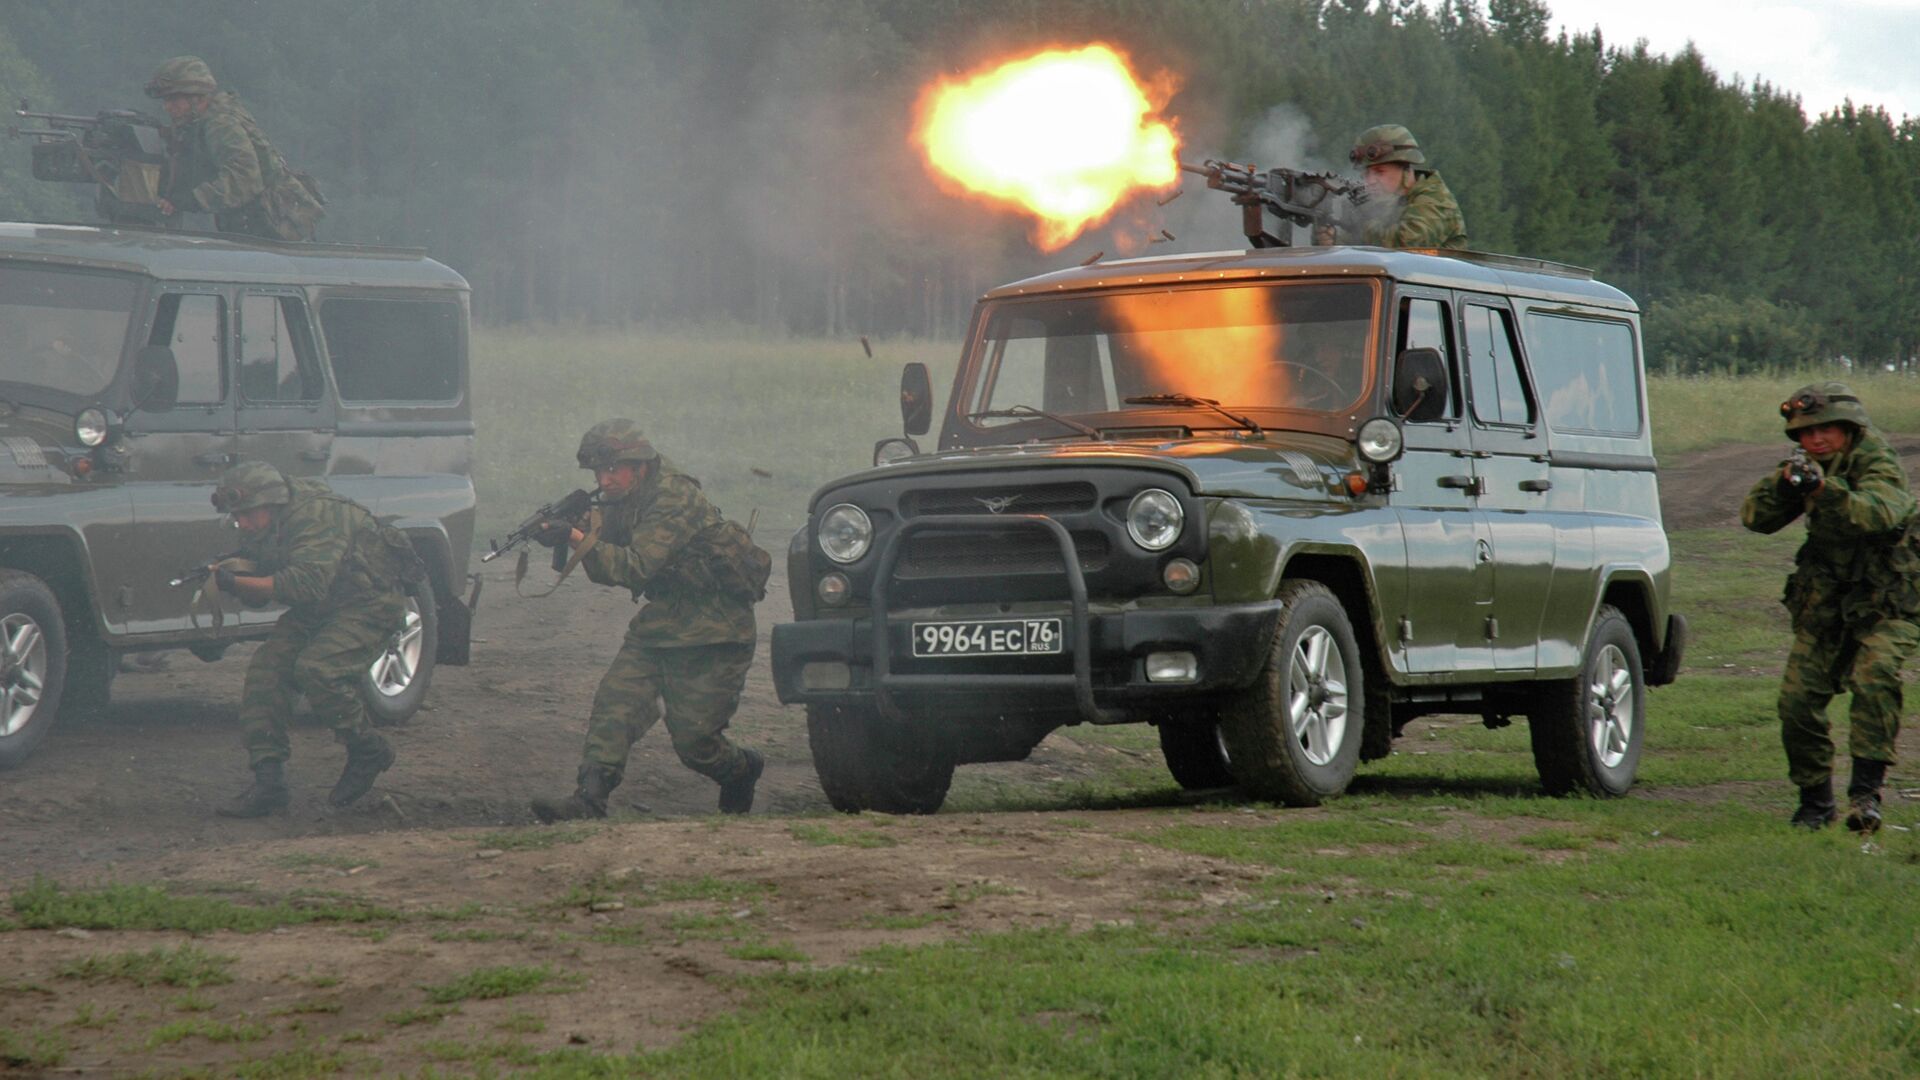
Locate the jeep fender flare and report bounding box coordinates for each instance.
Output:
[0,526,109,642]
[1582,565,1671,678]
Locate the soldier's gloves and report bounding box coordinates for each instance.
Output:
[213,567,239,594]
[532,520,575,548]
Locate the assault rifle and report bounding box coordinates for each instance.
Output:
[168,550,243,589]
[483,488,600,570]
[1782,447,1824,497]
[1179,158,1368,248]
[8,100,172,225]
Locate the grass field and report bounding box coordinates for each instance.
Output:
[469,326,1920,538]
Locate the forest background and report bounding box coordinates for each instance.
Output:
[0,0,1913,375]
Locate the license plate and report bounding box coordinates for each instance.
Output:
[911,618,1063,658]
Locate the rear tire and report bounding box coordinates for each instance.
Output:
[1221,580,1365,806]
[62,637,114,716]
[1157,716,1236,789]
[806,703,954,814]
[1528,605,1644,797]
[0,570,69,769]
[364,581,438,727]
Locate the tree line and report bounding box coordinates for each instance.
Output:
[0,0,1912,372]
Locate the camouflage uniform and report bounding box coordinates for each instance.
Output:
[1741,383,1916,830]
[1331,124,1468,250]
[533,420,770,820]
[213,461,407,815]
[145,57,324,241]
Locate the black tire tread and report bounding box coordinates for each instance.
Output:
[1157,718,1235,790]
[1221,579,1365,807]
[1528,605,1643,797]
[0,569,69,769]
[806,703,953,814]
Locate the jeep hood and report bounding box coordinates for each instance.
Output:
[817,432,1360,506]
[0,399,78,486]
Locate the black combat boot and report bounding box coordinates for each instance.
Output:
[329,732,396,807]
[531,764,618,823]
[1790,778,1837,830]
[217,760,290,818]
[1846,757,1888,834]
[718,748,765,815]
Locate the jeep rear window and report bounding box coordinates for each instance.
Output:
[319,297,461,402]
[0,265,136,397]
[1524,313,1641,435]
[969,282,1375,424]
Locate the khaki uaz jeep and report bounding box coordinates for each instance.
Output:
[772,245,1687,813]
[0,223,477,767]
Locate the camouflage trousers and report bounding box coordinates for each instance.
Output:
[581,635,755,785]
[240,599,402,767]
[1779,617,1918,788]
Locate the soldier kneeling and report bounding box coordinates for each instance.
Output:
[210,461,412,817]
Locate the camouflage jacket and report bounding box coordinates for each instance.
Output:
[168,93,321,241]
[1741,427,1920,631]
[581,458,756,647]
[1361,170,1468,250]
[239,478,407,621]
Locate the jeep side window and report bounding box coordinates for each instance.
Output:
[1397,297,1459,420]
[238,294,324,404]
[319,297,461,402]
[1463,304,1533,427]
[1523,312,1641,435]
[148,294,226,405]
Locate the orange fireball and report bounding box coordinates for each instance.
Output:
[913,44,1179,251]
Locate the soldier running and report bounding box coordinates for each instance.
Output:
[531,420,771,820]
[209,461,410,817]
[1741,383,1917,832]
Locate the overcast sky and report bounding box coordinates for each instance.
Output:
[1545,0,1920,122]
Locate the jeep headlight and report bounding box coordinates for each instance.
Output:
[818,503,873,564]
[1356,416,1404,464]
[1126,489,1184,551]
[74,407,109,448]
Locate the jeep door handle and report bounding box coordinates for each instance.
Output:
[1519,479,1552,493]
[193,451,234,468]
[1437,475,1484,495]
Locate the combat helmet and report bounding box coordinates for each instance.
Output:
[211,460,292,513]
[577,419,659,470]
[1780,381,1871,437]
[1349,124,1426,168]
[144,56,218,99]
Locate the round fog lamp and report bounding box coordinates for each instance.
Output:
[818,503,873,564]
[75,407,109,448]
[1127,488,1184,551]
[1356,417,1403,463]
[817,572,851,606]
[1162,557,1201,594]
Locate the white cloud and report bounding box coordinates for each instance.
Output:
[1544,0,1920,120]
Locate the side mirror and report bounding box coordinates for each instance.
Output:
[872,436,920,467]
[1392,347,1448,423]
[130,344,179,413]
[900,362,932,437]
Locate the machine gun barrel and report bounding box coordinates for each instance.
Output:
[1177,156,1367,249]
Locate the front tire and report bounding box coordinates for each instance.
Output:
[1157,716,1236,790]
[1528,605,1644,796]
[364,581,438,727]
[0,570,68,769]
[1221,580,1365,806]
[806,703,954,814]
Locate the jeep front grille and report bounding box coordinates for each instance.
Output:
[903,481,1098,518]
[895,529,1110,578]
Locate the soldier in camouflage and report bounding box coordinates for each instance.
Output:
[209,461,409,817]
[1316,124,1467,250]
[531,420,771,821]
[144,56,324,241]
[1741,383,1917,832]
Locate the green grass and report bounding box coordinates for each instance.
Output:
[6,879,401,933]
[1649,370,1920,456]
[0,1027,69,1069]
[59,944,235,989]
[420,965,576,1005]
[470,327,958,539]
[147,1016,271,1047]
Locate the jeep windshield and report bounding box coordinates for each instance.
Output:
[958,280,1378,442]
[0,264,138,400]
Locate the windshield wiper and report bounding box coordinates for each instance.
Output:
[1123,393,1264,437]
[966,404,1106,441]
